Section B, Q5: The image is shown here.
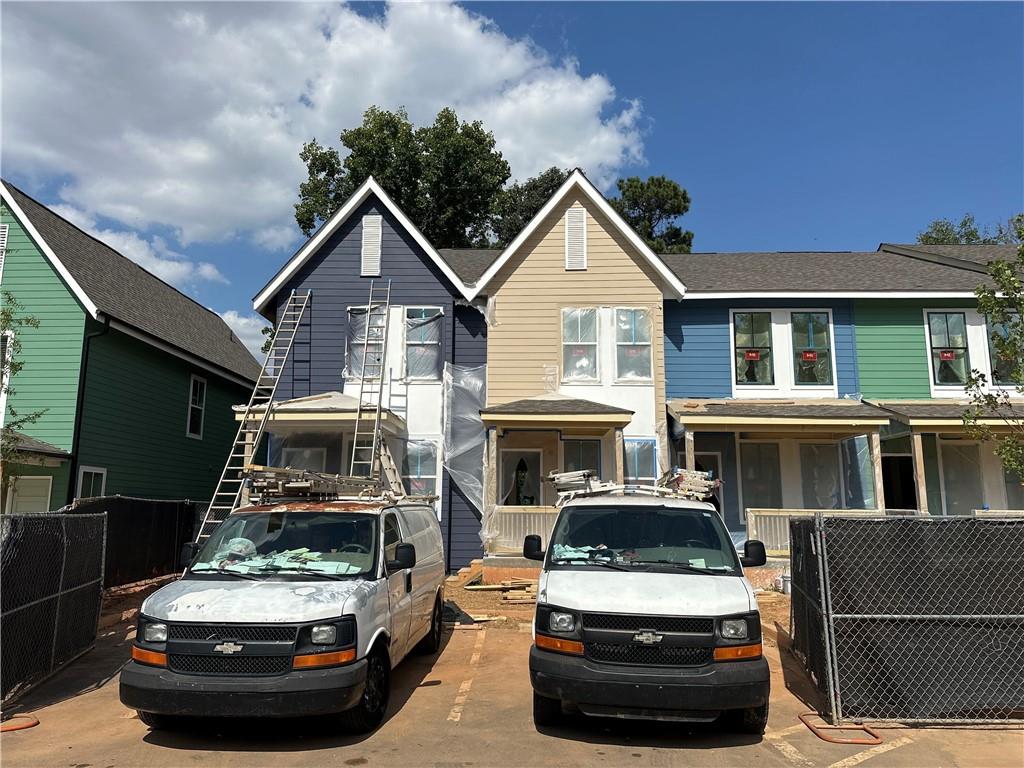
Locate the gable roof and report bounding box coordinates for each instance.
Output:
[438,248,500,284]
[659,249,993,298]
[253,176,474,313]
[467,169,687,300]
[1,181,260,385]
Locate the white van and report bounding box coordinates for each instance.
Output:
[120,500,445,731]
[523,491,770,732]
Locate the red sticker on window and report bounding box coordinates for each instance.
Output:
[802,351,818,362]
[939,350,956,361]
[744,350,761,361]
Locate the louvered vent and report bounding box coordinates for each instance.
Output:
[0,224,8,283]
[565,207,587,270]
[361,215,382,276]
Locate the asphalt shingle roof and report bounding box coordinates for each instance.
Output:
[668,399,889,422]
[5,182,260,382]
[481,396,633,416]
[438,248,500,284]
[873,400,1023,422]
[13,431,69,457]
[883,243,1017,267]
[660,250,994,294]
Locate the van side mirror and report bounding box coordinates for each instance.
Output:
[741,540,767,568]
[388,542,416,572]
[179,541,199,569]
[523,535,545,562]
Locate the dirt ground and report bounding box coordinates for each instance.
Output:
[3,589,1022,768]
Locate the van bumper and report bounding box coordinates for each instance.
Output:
[530,647,769,720]
[120,659,367,718]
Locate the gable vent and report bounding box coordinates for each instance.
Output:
[361,215,382,276]
[0,224,7,283]
[565,207,587,271]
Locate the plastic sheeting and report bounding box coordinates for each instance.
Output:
[840,435,876,510]
[345,306,386,379]
[442,363,487,537]
[405,310,443,379]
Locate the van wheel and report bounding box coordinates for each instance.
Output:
[342,646,390,733]
[416,596,443,655]
[137,711,179,730]
[533,692,562,727]
[728,702,769,734]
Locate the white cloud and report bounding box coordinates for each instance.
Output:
[219,310,270,359]
[2,2,644,254]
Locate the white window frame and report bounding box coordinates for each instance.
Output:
[561,307,600,383]
[345,304,387,381]
[5,475,53,513]
[76,466,107,499]
[564,206,587,270]
[404,306,444,382]
[400,437,441,513]
[498,448,544,507]
[613,307,654,383]
[360,214,382,276]
[0,330,12,428]
[623,438,658,485]
[186,374,206,439]
[0,223,8,284]
[282,447,327,473]
[921,308,1011,398]
[729,308,839,398]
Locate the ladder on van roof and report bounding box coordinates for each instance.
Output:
[548,468,718,507]
[195,290,311,543]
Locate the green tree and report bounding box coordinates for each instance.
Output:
[609,176,694,254]
[488,167,571,247]
[1,291,46,505]
[295,106,510,247]
[963,219,1024,481]
[917,213,1022,245]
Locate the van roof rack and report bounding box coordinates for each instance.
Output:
[547,468,718,507]
[244,465,438,506]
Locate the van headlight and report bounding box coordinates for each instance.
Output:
[549,612,575,633]
[720,618,748,640]
[143,622,168,643]
[311,625,338,645]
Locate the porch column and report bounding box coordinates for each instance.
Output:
[484,427,498,511]
[911,431,929,515]
[683,429,696,471]
[868,430,886,511]
[613,428,625,484]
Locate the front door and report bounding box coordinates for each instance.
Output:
[382,512,413,661]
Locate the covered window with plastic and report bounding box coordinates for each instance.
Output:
[615,308,652,380]
[406,308,443,380]
[928,312,969,386]
[624,439,657,485]
[346,306,386,379]
[562,308,599,381]
[402,440,438,497]
[734,312,774,385]
[791,312,833,385]
[987,316,1022,385]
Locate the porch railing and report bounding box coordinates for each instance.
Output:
[488,506,560,556]
[746,508,919,557]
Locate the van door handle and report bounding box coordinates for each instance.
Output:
[405,572,412,593]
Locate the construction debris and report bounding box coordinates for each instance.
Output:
[463,578,538,604]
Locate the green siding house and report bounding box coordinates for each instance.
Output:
[1,180,260,512]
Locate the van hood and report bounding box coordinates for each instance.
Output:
[540,570,756,617]
[142,578,369,623]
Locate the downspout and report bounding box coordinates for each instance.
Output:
[446,301,455,574]
[67,314,110,505]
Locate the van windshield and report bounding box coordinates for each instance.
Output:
[189,511,378,579]
[547,504,739,574]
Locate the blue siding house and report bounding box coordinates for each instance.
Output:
[252,177,490,569]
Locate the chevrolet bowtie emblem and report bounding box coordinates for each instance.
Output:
[632,630,664,645]
[213,641,244,654]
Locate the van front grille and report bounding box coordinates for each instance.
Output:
[168,624,298,643]
[168,654,292,676]
[586,643,713,667]
[581,614,714,634]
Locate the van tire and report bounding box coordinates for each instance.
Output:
[137,711,179,730]
[342,646,390,733]
[416,595,443,655]
[728,702,769,734]
[533,692,562,727]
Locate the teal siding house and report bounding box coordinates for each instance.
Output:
[1,181,260,512]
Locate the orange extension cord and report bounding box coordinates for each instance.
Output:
[0,715,40,732]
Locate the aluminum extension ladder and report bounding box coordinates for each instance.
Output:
[195,290,311,543]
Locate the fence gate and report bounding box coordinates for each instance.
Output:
[790,514,1024,724]
[1,512,107,704]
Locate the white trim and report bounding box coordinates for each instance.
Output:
[623,437,659,484]
[684,291,978,300]
[564,206,587,270]
[76,465,107,498]
[186,374,207,439]
[360,214,382,276]
[0,183,99,318]
[0,330,11,428]
[403,306,444,382]
[399,436,441,513]
[560,307,600,383]
[6,475,53,513]
[106,318,254,388]
[468,169,687,300]
[253,176,473,312]
[613,306,654,383]
[0,223,8,284]
[920,308,1016,399]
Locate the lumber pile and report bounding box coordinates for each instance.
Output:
[464,578,538,604]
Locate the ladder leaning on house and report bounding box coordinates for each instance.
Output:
[194,290,312,543]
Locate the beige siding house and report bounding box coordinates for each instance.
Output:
[468,170,687,554]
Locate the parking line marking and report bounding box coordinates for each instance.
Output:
[826,737,914,768]
[446,630,486,724]
[765,737,813,766]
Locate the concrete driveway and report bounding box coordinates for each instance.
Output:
[3,614,1022,768]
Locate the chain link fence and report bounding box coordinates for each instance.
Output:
[1,512,107,705]
[790,514,1024,724]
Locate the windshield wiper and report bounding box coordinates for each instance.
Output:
[628,560,731,575]
[189,566,261,580]
[550,557,631,571]
[256,565,344,580]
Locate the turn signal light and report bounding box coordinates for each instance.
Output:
[714,642,762,661]
[292,648,357,669]
[131,646,168,667]
[535,634,584,656]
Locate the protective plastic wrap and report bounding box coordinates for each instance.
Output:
[841,435,876,509]
[405,310,443,379]
[442,363,487,528]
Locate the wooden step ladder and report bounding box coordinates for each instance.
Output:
[195,290,311,542]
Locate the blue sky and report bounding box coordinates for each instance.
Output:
[3,2,1021,355]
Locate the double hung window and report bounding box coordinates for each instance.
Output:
[791,312,833,385]
[401,440,438,496]
[615,308,652,380]
[405,308,443,380]
[346,306,386,379]
[187,376,206,439]
[623,440,657,485]
[927,312,970,386]
[734,312,774,385]
[562,308,598,381]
